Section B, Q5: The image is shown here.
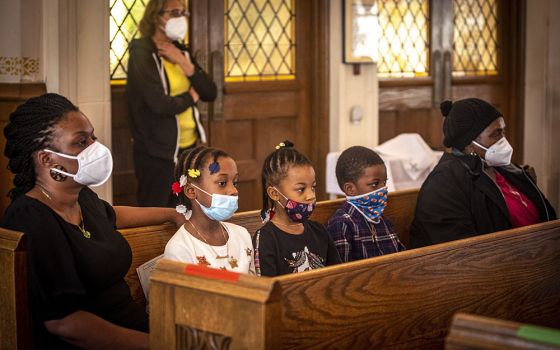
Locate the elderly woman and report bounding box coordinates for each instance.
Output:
[410,98,556,248]
[2,93,185,349]
[127,0,217,207]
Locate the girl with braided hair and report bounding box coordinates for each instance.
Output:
[163,146,255,274]
[2,93,186,349]
[253,141,340,277]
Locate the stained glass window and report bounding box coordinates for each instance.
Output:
[453,0,499,76]
[225,0,296,82]
[377,0,429,78]
[109,0,190,81]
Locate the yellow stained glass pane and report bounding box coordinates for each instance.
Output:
[225,0,296,82]
[377,0,429,78]
[109,0,190,81]
[453,0,498,77]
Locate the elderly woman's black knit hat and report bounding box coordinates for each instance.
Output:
[441,98,502,150]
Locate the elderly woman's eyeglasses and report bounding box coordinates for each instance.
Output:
[160,9,189,18]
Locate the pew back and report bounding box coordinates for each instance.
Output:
[149,220,560,350]
[121,188,419,305]
[0,229,32,350]
[446,313,560,350]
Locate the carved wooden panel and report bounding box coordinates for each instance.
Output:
[176,324,232,349]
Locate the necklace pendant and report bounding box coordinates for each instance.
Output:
[215,254,229,260]
[82,229,91,239]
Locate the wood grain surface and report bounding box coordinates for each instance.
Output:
[446,313,560,350]
[0,228,32,350]
[274,220,560,349]
[120,223,176,304]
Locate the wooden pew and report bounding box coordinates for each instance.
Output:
[0,189,418,347]
[0,229,32,350]
[446,313,560,350]
[120,188,419,305]
[149,220,560,350]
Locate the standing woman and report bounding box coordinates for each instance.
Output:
[410,98,556,248]
[2,93,185,349]
[127,0,217,207]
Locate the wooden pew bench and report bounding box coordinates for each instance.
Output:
[148,220,560,349]
[446,313,560,350]
[0,189,418,348]
[121,188,419,305]
[0,229,31,350]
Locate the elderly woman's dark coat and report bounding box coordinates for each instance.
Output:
[410,152,557,248]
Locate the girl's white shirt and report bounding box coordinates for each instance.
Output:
[164,221,256,275]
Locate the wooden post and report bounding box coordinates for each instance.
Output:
[0,229,32,350]
[150,260,282,349]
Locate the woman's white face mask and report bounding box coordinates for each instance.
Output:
[45,141,113,187]
[472,137,513,167]
[164,16,187,42]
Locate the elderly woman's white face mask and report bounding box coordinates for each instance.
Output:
[472,137,513,167]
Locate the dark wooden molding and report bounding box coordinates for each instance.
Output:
[0,83,46,102]
[379,77,434,88]
[223,80,302,93]
[310,0,330,201]
[508,0,526,164]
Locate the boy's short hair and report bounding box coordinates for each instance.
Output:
[335,146,385,189]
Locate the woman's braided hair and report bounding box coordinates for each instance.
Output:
[4,93,79,201]
[260,140,312,220]
[175,146,230,210]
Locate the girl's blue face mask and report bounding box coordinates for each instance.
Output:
[346,186,388,224]
[191,184,238,221]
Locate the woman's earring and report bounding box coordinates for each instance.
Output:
[50,164,68,182]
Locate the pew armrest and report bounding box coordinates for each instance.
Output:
[149,260,282,349]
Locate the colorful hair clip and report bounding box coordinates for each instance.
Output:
[171,181,183,196]
[209,161,220,175]
[187,168,200,178]
[275,142,286,150]
[175,204,192,219]
[179,174,188,187]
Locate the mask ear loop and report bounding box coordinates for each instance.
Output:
[471,140,489,151]
[270,187,288,209]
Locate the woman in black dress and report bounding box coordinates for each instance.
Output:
[2,93,185,349]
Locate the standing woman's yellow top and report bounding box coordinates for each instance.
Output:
[163,59,197,148]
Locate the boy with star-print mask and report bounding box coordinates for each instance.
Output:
[326,146,405,262]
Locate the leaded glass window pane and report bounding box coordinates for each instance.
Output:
[109,0,190,81]
[377,0,429,78]
[225,0,296,82]
[453,0,499,76]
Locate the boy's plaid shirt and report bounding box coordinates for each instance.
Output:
[326,202,405,262]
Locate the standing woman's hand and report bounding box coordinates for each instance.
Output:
[156,41,195,76]
[189,87,199,103]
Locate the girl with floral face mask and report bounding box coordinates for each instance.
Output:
[164,146,255,274]
[253,141,341,277]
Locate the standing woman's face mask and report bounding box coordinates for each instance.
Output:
[159,1,188,42]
